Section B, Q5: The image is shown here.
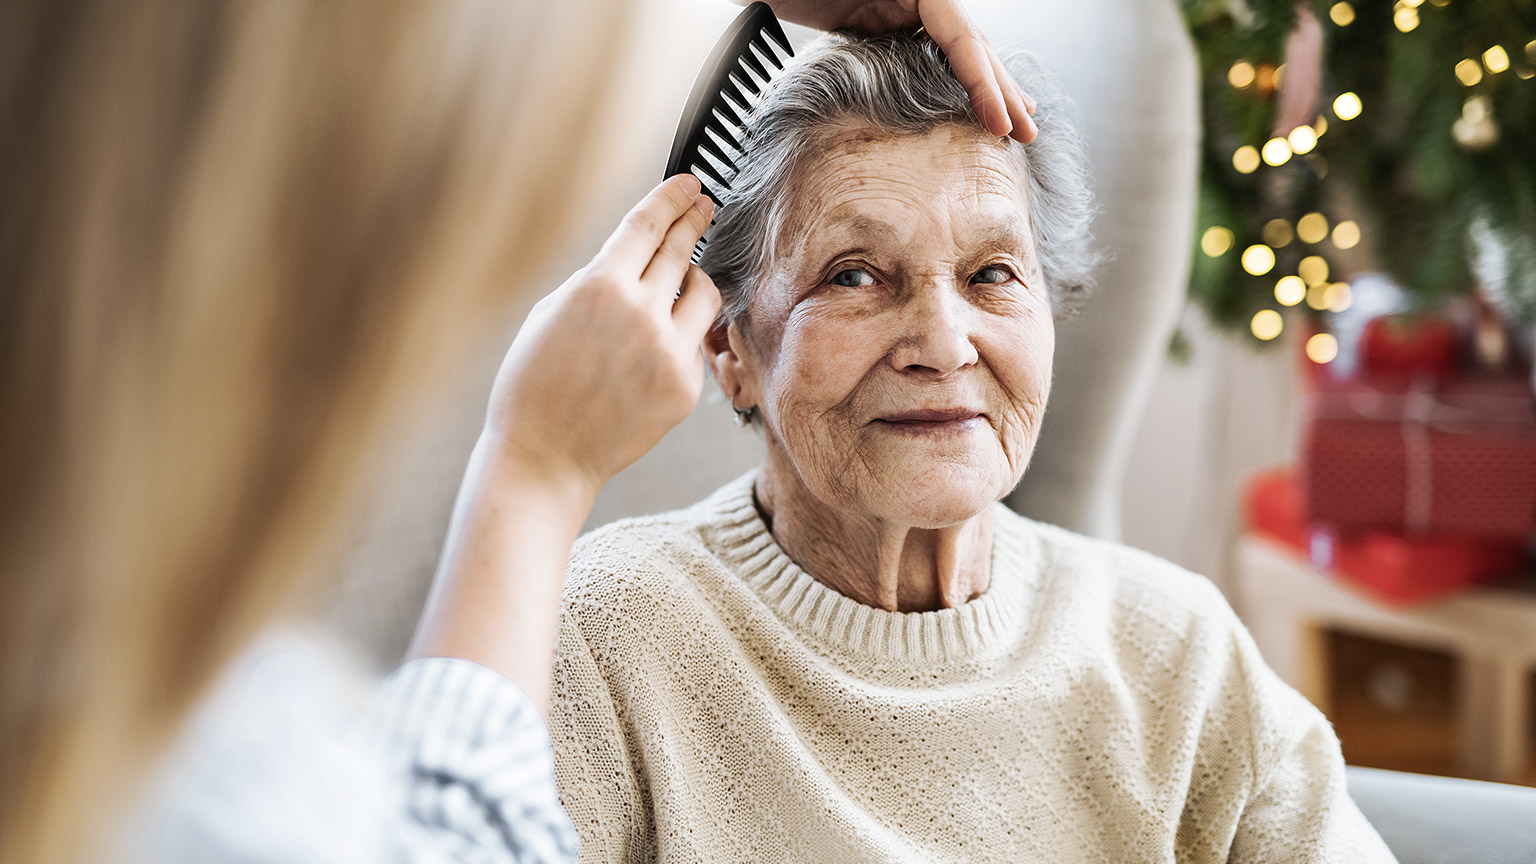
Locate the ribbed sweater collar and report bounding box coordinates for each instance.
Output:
[703,472,1042,663]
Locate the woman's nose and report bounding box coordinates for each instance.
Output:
[889,285,979,377]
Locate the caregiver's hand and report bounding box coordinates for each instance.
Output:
[484,172,721,495]
[762,0,1037,142]
[407,173,720,711]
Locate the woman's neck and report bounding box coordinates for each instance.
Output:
[753,458,993,613]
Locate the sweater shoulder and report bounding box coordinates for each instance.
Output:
[564,510,714,594]
[560,479,749,621]
[996,506,1241,636]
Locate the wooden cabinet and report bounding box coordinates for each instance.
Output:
[1237,535,1536,785]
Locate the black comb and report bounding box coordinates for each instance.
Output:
[665,1,794,265]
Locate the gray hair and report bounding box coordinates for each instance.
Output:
[698,30,1098,324]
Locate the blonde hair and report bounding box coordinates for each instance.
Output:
[0,2,632,861]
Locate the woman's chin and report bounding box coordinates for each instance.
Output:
[861,463,1008,528]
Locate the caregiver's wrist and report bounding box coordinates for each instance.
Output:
[474,430,604,520]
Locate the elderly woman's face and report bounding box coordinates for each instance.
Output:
[737,125,1053,527]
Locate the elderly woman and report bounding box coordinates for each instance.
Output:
[548,32,1393,863]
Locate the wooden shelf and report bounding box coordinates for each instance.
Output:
[1237,535,1536,787]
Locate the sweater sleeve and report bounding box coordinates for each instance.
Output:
[547,609,651,863]
[370,657,579,864]
[1224,626,1397,864]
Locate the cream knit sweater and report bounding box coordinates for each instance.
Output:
[549,473,1395,863]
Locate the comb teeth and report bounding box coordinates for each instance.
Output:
[664,2,794,267]
[712,98,746,131]
[728,68,761,98]
[706,116,743,152]
[756,24,792,57]
[738,44,769,82]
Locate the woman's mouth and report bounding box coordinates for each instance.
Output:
[872,408,985,435]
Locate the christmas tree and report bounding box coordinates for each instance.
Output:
[1182,0,1536,346]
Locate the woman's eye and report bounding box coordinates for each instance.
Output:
[831,268,876,288]
[972,266,1014,285]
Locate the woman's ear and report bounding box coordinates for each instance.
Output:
[703,316,758,410]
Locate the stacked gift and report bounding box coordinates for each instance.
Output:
[1301,375,1536,538]
[1245,468,1529,607]
[1252,307,1536,606]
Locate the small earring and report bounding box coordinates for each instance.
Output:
[733,406,752,427]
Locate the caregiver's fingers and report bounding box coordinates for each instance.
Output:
[639,193,715,302]
[595,173,704,275]
[989,49,1037,143]
[916,0,1010,138]
[671,266,722,344]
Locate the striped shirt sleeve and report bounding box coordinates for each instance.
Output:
[371,657,579,864]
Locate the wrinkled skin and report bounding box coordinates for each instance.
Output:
[706,126,1053,612]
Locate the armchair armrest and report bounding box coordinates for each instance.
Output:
[1346,766,1536,864]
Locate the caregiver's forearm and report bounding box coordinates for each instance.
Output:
[406,430,600,714]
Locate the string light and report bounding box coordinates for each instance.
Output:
[1332,220,1361,250]
[1519,67,1535,80]
[1307,333,1339,363]
[1333,92,1362,120]
[1255,64,1278,93]
[1305,282,1331,309]
[1263,219,1294,248]
[1297,212,1330,244]
[1275,275,1307,306]
[1261,137,1293,166]
[1229,61,1256,89]
[1454,95,1498,150]
[1251,310,1284,341]
[1233,145,1261,174]
[1299,255,1330,285]
[1288,125,1318,154]
[1456,59,1483,86]
[1393,1,1420,32]
[1427,0,1449,6]
[1325,283,1353,312]
[1329,2,1355,25]
[1242,244,1277,276]
[1527,39,1536,60]
[1483,45,1510,74]
[1201,226,1235,257]
[1314,115,1329,137]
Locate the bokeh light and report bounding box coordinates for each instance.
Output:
[1251,310,1284,341]
[1484,45,1510,74]
[1333,92,1363,120]
[1332,220,1361,250]
[1299,255,1331,285]
[1201,226,1235,257]
[1456,59,1483,86]
[1229,61,1256,88]
[1261,137,1293,166]
[1242,244,1277,276]
[1287,125,1318,154]
[1262,219,1294,248]
[1275,275,1307,306]
[1325,282,1353,312]
[1307,333,1339,363]
[1233,145,1261,174]
[1297,212,1330,244]
[1330,2,1355,25]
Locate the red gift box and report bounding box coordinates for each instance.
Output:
[1244,467,1528,607]
[1300,376,1536,539]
